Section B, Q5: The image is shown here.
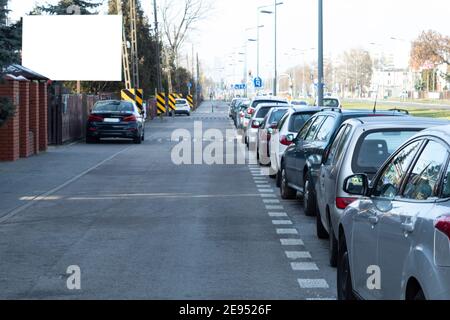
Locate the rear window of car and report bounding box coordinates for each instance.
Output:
[176,100,186,105]
[252,100,286,108]
[256,107,272,118]
[94,101,134,113]
[352,130,419,174]
[269,109,288,124]
[289,113,315,132]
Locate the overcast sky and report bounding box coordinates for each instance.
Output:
[7,0,450,82]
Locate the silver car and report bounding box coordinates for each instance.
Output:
[337,124,450,300]
[316,117,449,267]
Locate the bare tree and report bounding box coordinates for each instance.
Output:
[161,0,210,67]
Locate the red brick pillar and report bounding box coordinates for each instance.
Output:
[19,81,31,158]
[29,82,40,155]
[0,80,20,161]
[38,82,48,152]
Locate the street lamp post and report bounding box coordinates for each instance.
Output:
[317,0,324,106]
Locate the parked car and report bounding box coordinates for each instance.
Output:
[235,101,251,129]
[245,102,290,149]
[315,97,342,108]
[291,100,309,106]
[174,99,191,116]
[256,106,290,166]
[242,97,288,145]
[315,116,449,267]
[86,100,145,144]
[279,108,409,216]
[228,98,244,118]
[337,124,450,300]
[270,107,320,181]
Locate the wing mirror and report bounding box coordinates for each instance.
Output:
[286,134,295,142]
[343,174,369,196]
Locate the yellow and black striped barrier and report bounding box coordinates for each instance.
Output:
[187,94,194,109]
[156,92,166,115]
[121,89,144,113]
[168,94,177,112]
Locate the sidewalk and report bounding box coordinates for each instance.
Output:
[0,141,133,221]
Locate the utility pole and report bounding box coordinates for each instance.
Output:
[116,0,131,90]
[273,0,278,96]
[317,0,324,106]
[129,0,139,89]
[153,0,163,93]
[196,53,200,110]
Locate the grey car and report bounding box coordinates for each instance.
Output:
[337,124,450,300]
[316,117,449,267]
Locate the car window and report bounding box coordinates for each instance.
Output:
[256,107,272,118]
[333,125,353,165]
[269,109,288,124]
[353,130,418,174]
[326,125,348,165]
[298,117,317,140]
[323,99,339,108]
[94,101,134,113]
[289,113,314,132]
[315,116,336,142]
[305,116,326,141]
[278,113,289,130]
[441,160,450,198]
[403,141,448,201]
[373,140,422,199]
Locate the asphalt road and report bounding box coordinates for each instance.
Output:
[0,101,336,300]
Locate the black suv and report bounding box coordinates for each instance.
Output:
[279,108,408,216]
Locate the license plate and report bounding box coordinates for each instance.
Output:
[104,118,120,123]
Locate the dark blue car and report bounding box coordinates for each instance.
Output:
[279,108,408,216]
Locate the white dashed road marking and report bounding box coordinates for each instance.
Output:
[269,212,288,217]
[280,239,304,246]
[263,199,280,204]
[276,228,298,235]
[285,251,312,259]
[297,279,330,289]
[272,220,293,225]
[266,205,284,210]
[291,262,319,271]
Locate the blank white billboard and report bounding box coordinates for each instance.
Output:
[22,15,122,81]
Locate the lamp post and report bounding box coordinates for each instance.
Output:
[317,0,324,106]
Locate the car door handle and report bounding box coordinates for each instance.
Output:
[368,216,379,225]
[401,222,415,233]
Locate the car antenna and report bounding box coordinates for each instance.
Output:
[373,85,379,113]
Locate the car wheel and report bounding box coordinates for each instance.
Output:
[86,136,97,144]
[303,171,317,216]
[276,170,282,188]
[316,212,329,240]
[134,135,142,144]
[280,168,296,199]
[337,238,356,300]
[329,223,338,267]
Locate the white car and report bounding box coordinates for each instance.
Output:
[174,99,191,116]
[270,107,319,181]
[315,97,341,109]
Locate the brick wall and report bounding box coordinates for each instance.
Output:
[29,82,40,155]
[19,81,31,158]
[0,80,20,161]
[38,82,48,152]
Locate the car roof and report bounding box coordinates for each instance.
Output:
[409,124,450,142]
[291,106,321,113]
[344,116,449,129]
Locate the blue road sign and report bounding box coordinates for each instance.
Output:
[254,77,263,88]
[234,84,247,90]
[187,82,192,88]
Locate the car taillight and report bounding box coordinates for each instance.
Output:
[280,135,293,146]
[435,216,450,240]
[123,115,137,122]
[240,112,245,118]
[88,115,104,122]
[248,108,255,115]
[251,121,260,129]
[336,197,358,210]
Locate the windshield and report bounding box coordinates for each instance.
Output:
[94,101,134,113]
[352,130,419,174]
[176,100,187,105]
[252,100,286,109]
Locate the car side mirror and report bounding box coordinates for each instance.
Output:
[286,134,295,143]
[343,174,369,196]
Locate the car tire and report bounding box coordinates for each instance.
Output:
[329,223,338,267]
[86,136,97,144]
[276,170,282,187]
[280,168,296,200]
[316,212,329,240]
[413,289,426,301]
[337,238,356,300]
[134,135,142,144]
[303,171,317,217]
